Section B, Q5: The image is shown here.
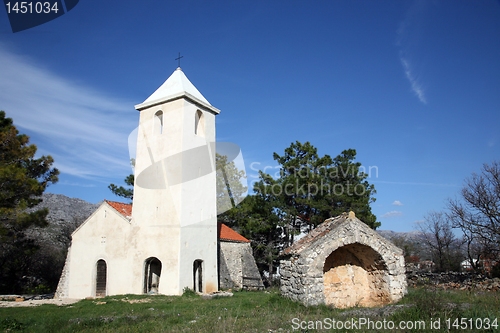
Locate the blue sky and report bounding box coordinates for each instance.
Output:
[0,1,499,231]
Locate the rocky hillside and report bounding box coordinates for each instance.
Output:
[37,193,99,223]
[27,193,99,249]
[377,229,423,242]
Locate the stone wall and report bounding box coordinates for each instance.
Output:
[406,271,500,291]
[280,213,407,308]
[54,246,71,299]
[219,241,264,290]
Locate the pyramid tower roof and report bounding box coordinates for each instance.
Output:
[135,67,219,114]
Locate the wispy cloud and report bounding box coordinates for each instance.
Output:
[382,210,403,218]
[0,45,136,180]
[392,200,403,206]
[400,56,427,104]
[397,1,428,105]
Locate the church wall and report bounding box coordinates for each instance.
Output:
[63,204,132,298]
[132,97,218,295]
[133,98,186,227]
[179,222,218,293]
[177,101,218,293]
[129,225,181,295]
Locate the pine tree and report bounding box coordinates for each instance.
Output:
[263,141,379,235]
[0,111,59,293]
[108,174,134,202]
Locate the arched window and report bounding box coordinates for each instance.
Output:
[95,259,107,297]
[193,259,203,292]
[195,110,205,137]
[144,257,162,294]
[154,111,163,135]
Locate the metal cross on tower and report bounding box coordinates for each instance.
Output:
[175,52,183,68]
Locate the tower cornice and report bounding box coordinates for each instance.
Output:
[134,91,220,115]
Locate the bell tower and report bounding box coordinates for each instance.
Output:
[132,67,220,294]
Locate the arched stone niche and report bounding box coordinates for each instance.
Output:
[322,243,390,308]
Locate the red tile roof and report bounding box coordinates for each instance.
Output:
[218,222,250,243]
[104,201,249,243]
[105,200,132,217]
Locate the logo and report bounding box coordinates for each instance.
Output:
[3,0,79,33]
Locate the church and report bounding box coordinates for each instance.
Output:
[56,67,263,299]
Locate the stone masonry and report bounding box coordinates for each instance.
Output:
[219,241,264,290]
[280,212,407,308]
[218,222,264,290]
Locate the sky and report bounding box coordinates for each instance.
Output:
[0,0,499,232]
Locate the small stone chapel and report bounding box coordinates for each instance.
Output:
[280,212,407,308]
[56,67,262,299]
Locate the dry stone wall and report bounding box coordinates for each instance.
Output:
[407,271,500,291]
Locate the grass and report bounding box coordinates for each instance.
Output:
[0,288,499,332]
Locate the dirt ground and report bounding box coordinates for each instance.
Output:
[0,298,80,307]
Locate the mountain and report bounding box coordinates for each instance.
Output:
[27,193,99,249]
[37,193,99,224]
[377,229,423,242]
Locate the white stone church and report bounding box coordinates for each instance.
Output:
[56,67,262,299]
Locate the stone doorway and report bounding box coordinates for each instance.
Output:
[144,257,162,294]
[95,259,107,297]
[323,243,390,308]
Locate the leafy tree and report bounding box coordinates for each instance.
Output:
[447,161,500,274]
[0,111,59,293]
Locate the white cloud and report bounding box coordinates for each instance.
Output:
[0,45,137,180]
[392,200,403,206]
[400,56,427,104]
[397,1,428,105]
[382,210,403,218]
